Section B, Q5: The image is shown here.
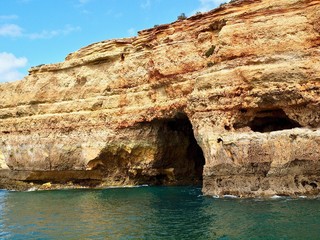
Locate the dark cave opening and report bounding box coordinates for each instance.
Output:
[248,109,301,133]
[86,113,206,186]
[151,113,206,185]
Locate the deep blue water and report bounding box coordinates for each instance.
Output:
[0,186,320,239]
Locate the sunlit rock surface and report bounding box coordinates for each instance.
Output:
[0,0,320,196]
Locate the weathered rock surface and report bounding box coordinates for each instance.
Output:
[1,0,320,196]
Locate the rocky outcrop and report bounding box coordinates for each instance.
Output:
[1,0,320,197]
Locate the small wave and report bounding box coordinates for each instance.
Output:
[27,187,38,192]
[212,195,240,199]
[103,184,149,189]
[223,195,239,199]
[270,195,284,199]
[122,184,149,188]
[299,196,307,199]
[6,189,17,192]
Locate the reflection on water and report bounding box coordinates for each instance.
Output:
[1,187,320,239]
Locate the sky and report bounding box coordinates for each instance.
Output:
[0,0,230,83]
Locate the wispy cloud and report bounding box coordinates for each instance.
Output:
[105,10,124,20]
[141,0,151,9]
[75,0,92,14]
[0,23,80,39]
[76,0,91,9]
[0,52,27,82]
[194,0,231,14]
[127,28,136,37]
[0,24,23,37]
[27,25,81,40]
[0,15,18,21]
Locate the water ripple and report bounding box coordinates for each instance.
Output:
[0,187,320,239]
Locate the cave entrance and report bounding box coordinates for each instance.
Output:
[151,113,205,185]
[248,109,301,133]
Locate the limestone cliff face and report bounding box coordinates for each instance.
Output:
[1,0,320,196]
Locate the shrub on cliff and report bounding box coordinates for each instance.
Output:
[177,13,187,20]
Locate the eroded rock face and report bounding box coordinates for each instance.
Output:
[0,0,320,196]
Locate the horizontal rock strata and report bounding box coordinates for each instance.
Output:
[1,0,320,196]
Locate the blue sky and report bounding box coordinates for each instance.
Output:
[0,0,229,82]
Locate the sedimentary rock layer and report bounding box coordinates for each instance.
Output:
[1,0,320,196]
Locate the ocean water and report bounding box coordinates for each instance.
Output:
[0,186,320,240]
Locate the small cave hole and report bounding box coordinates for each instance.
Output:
[310,182,318,189]
[248,109,301,133]
[301,181,308,187]
[224,125,231,131]
[121,53,125,61]
[240,108,248,113]
[217,138,223,143]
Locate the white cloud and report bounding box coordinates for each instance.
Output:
[195,0,231,13]
[141,0,151,9]
[0,52,28,82]
[27,25,81,40]
[0,24,23,37]
[28,30,59,40]
[127,28,136,36]
[0,15,18,20]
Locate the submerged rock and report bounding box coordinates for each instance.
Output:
[0,0,320,197]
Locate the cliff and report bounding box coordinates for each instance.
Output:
[1,0,320,196]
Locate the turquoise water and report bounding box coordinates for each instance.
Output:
[0,186,320,240]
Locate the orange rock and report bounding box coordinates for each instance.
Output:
[0,0,320,197]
